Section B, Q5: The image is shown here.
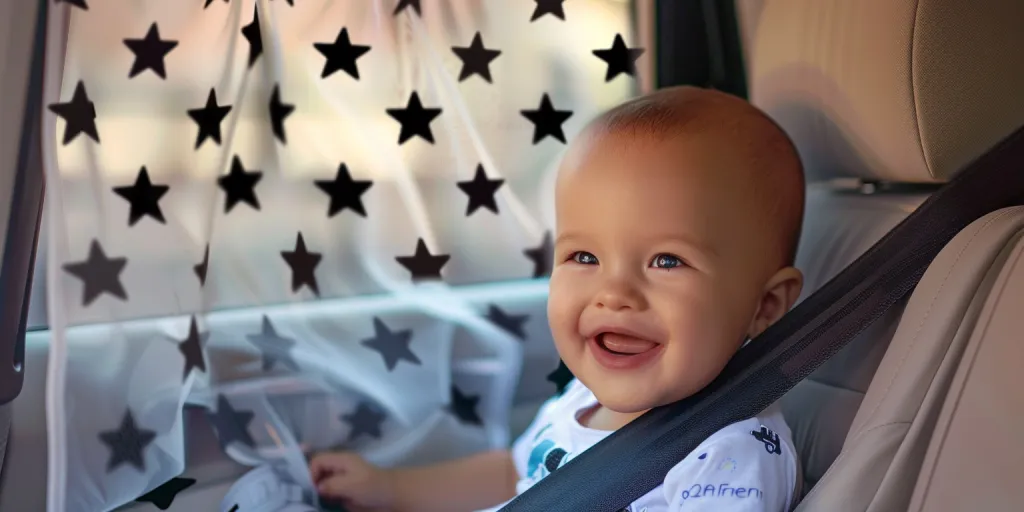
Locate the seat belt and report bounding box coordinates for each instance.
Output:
[499,124,1024,511]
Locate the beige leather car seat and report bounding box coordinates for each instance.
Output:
[738,0,1024,509]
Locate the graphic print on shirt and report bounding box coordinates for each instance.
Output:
[525,438,570,480]
[750,425,782,455]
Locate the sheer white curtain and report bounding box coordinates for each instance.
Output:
[43,1,639,510]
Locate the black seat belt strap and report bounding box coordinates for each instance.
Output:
[500,124,1024,511]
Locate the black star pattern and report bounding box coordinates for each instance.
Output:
[457,164,504,216]
[281,233,322,296]
[395,238,450,282]
[521,94,573,144]
[268,84,294,144]
[206,394,256,449]
[361,317,420,371]
[49,81,99,145]
[194,244,210,286]
[63,239,128,306]
[56,0,89,10]
[112,166,169,226]
[452,32,501,83]
[530,0,566,21]
[523,231,554,278]
[98,409,157,473]
[124,23,178,79]
[449,386,483,427]
[315,163,373,218]
[187,89,232,149]
[593,34,645,82]
[241,6,263,68]
[393,0,421,16]
[386,92,442,145]
[135,477,196,510]
[218,155,263,213]
[177,315,210,382]
[246,315,299,372]
[546,359,575,395]
[314,27,371,80]
[485,304,529,341]
[340,402,386,442]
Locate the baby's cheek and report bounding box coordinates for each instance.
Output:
[546,278,585,348]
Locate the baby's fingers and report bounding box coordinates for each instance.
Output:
[309,453,347,482]
[316,473,359,500]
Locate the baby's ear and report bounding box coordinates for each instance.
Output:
[747,266,803,339]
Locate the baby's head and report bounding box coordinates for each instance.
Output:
[548,86,805,414]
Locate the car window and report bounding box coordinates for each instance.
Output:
[34,0,646,329]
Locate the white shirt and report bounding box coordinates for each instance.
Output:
[478,379,800,512]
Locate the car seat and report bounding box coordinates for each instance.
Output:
[737,0,1024,509]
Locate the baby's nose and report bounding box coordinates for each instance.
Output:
[593,280,645,310]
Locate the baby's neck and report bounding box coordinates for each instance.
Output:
[579,403,648,431]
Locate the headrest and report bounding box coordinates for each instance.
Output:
[741,0,1024,183]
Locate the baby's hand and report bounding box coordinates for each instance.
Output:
[308,451,395,511]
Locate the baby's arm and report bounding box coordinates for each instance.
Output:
[660,429,798,511]
[388,448,518,512]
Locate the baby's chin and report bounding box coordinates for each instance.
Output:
[590,385,667,415]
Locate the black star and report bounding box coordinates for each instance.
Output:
[281,233,322,296]
[452,32,501,83]
[135,477,196,510]
[99,409,157,473]
[386,92,442,145]
[194,244,210,286]
[485,304,529,341]
[241,6,263,68]
[246,315,299,372]
[530,0,566,21]
[361,317,420,371]
[177,315,210,381]
[206,394,256,449]
[393,0,421,16]
[113,166,169,226]
[188,89,232,149]
[268,84,294,144]
[56,0,89,10]
[449,386,483,426]
[63,239,128,306]
[395,238,450,282]
[49,81,99,145]
[593,34,645,82]
[218,155,263,213]
[124,23,178,79]
[341,402,387,442]
[314,27,371,80]
[457,164,504,216]
[523,231,553,278]
[521,94,573,144]
[315,163,373,218]
[546,359,575,395]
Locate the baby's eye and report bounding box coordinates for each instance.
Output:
[570,251,599,265]
[651,253,684,269]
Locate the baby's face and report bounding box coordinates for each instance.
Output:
[548,131,779,413]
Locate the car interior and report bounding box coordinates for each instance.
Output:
[1,0,1023,511]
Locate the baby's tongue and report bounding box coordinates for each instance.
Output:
[600,333,657,354]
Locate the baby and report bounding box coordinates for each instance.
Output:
[309,86,806,512]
